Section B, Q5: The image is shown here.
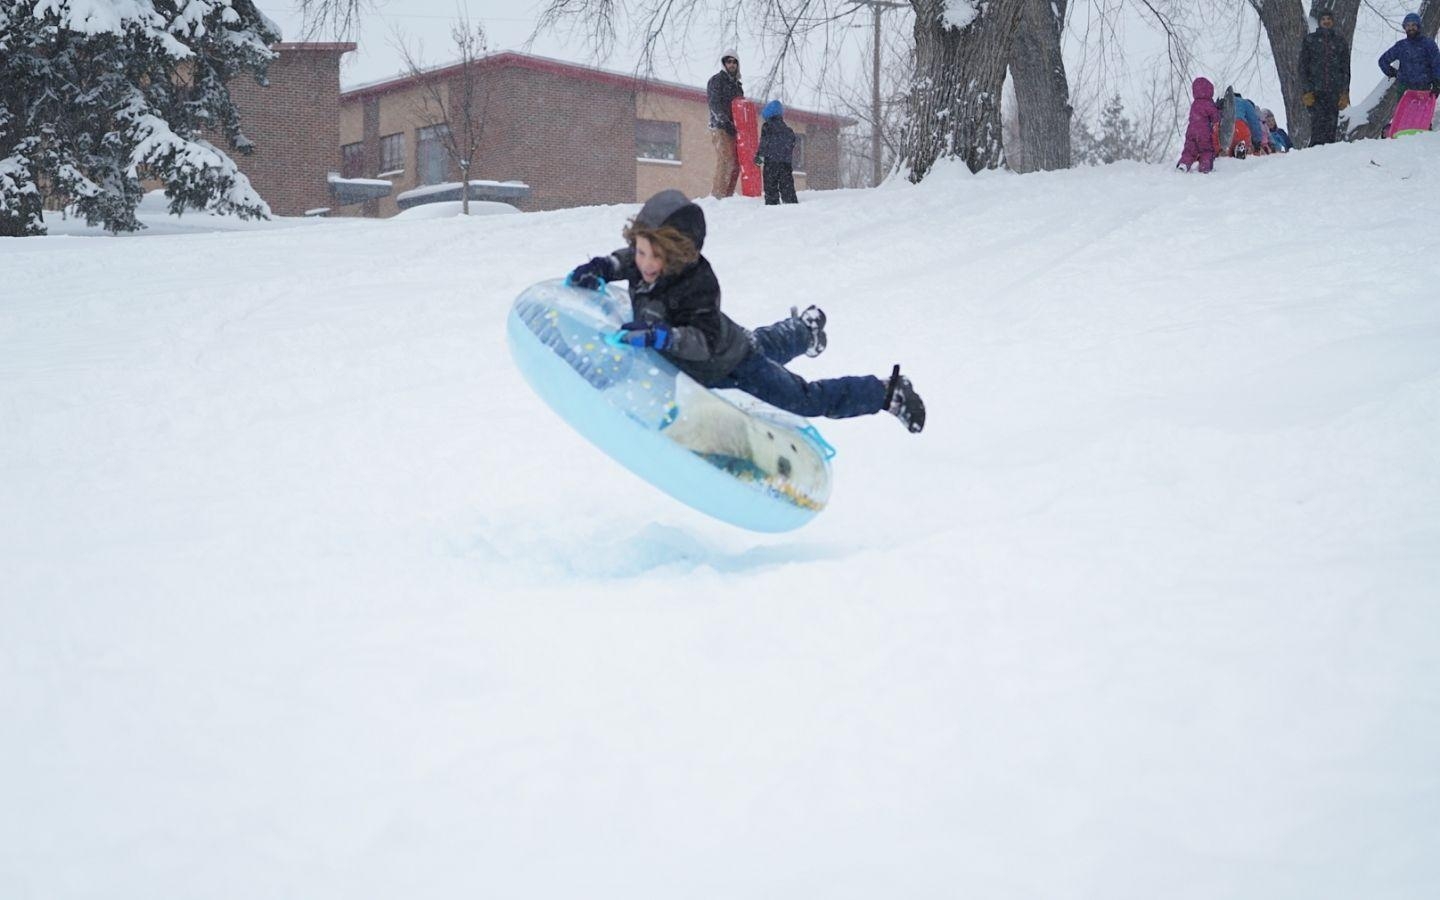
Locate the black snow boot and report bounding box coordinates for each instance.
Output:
[791,304,827,357]
[885,365,925,433]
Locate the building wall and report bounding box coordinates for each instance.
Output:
[228,44,351,216]
[634,90,712,200]
[338,81,445,218]
[802,127,841,191]
[475,66,635,212]
[336,56,848,217]
[340,66,638,215]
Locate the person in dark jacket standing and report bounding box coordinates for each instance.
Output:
[566,190,926,432]
[755,100,799,204]
[707,51,745,198]
[1300,9,1351,145]
[1379,13,1440,96]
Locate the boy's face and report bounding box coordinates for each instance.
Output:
[635,235,665,283]
[1319,14,1333,28]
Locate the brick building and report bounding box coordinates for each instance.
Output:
[226,42,356,216]
[336,52,852,217]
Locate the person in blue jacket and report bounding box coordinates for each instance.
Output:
[1232,92,1268,152]
[1379,13,1440,96]
[755,100,799,205]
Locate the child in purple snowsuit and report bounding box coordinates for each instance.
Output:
[1177,77,1221,173]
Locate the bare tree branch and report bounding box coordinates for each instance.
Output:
[392,12,495,215]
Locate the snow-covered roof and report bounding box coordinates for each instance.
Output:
[394,179,531,210]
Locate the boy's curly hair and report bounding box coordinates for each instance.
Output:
[622,219,699,276]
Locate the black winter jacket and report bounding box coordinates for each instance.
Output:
[707,71,744,135]
[610,250,751,386]
[757,117,796,165]
[603,190,750,386]
[1301,27,1351,94]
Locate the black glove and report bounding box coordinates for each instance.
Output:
[753,154,765,167]
[567,256,615,291]
[1386,67,1399,79]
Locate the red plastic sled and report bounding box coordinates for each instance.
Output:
[732,98,762,198]
[1389,89,1437,137]
[1212,119,1253,157]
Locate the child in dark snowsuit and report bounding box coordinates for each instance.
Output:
[755,100,799,205]
[567,190,925,432]
[1178,77,1222,172]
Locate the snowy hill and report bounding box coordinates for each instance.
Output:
[3,139,1438,899]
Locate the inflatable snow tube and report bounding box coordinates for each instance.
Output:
[506,278,835,532]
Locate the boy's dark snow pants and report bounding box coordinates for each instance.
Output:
[716,317,887,419]
[763,162,799,205]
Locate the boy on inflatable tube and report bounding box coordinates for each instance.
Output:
[567,190,926,433]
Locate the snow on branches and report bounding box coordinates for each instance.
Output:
[1,0,278,235]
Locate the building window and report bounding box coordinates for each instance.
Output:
[417,124,451,185]
[379,132,405,175]
[341,142,365,178]
[793,133,807,172]
[636,119,681,161]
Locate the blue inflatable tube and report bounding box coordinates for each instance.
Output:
[506,279,834,532]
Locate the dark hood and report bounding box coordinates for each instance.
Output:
[636,189,706,251]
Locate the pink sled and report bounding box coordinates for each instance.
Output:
[1388,89,1438,137]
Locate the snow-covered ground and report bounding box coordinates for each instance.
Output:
[4,140,1438,899]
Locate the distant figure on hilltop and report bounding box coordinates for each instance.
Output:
[755,100,799,205]
[707,51,745,199]
[1177,77,1221,173]
[1300,9,1351,146]
[1378,12,1440,97]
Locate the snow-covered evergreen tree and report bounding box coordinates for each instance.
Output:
[1072,94,1155,166]
[0,1,280,236]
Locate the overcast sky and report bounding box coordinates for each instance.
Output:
[260,0,827,96]
[260,1,1422,128]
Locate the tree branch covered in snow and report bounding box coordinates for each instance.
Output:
[1,0,278,236]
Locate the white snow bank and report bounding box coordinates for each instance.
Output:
[2,135,1438,900]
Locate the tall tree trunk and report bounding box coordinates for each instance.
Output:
[902,0,1024,180]
[1008,0,1071,172]
[1253,1,1313,148]
[1254,0,1360,148]
[1346,0,1440,139]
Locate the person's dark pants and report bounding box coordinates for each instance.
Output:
[716,317,887,419]
[1309,91,1341,145]
[763,162,799,205]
